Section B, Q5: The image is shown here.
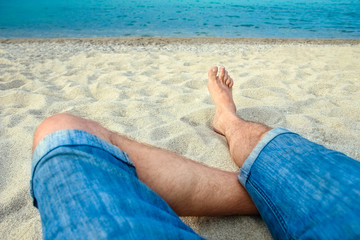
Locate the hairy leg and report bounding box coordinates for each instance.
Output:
[207,66,271,167]
[33,113,257,216]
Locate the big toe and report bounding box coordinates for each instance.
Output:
[208,66,218,80]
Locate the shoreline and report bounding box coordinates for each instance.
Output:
[1,37,360,46]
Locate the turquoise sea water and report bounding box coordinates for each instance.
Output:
[0,0,359,38]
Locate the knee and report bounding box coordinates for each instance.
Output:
[33,113,86,150]
[33,113,113,151]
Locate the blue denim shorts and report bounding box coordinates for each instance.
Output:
[239,128,360,240]
[31,129,203,240]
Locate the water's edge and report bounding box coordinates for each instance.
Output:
[1,37,360,45]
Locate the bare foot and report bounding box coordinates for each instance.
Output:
[208,66,272,167]
[207,66,237,135]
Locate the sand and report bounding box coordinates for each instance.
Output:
[0,38,359,239]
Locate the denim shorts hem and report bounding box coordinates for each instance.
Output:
[30,129,134,201]
[238,128,296,186]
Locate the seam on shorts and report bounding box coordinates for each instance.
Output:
[239,129,298,186]
[31,129,135,171]
[248,177,295,240]
[30,143,136,201]
[240,131,282,179]
[32,143,135,180]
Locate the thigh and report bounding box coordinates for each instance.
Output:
[239,128,360,240]
[31,129,203,240]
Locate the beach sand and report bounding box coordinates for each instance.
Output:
[1,38,359,239]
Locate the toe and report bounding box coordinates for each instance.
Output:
[208,66,218,79]
[224,71,231,85]
[227,78,233,87]
[224,70,230,81]
[229,77,234,88]
[219,66,225,80]
[225,78,230,86]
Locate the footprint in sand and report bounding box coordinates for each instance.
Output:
[0,79,25,90]
[238,106,285,127]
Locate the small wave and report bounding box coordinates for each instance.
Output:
[240,24,255,28]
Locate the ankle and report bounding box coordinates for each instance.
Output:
[214,110,238,135]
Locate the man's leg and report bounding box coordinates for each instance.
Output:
[33,113,257,218]
[32,127,203,239]
[207,66,271,167]
[208,66,360,239]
